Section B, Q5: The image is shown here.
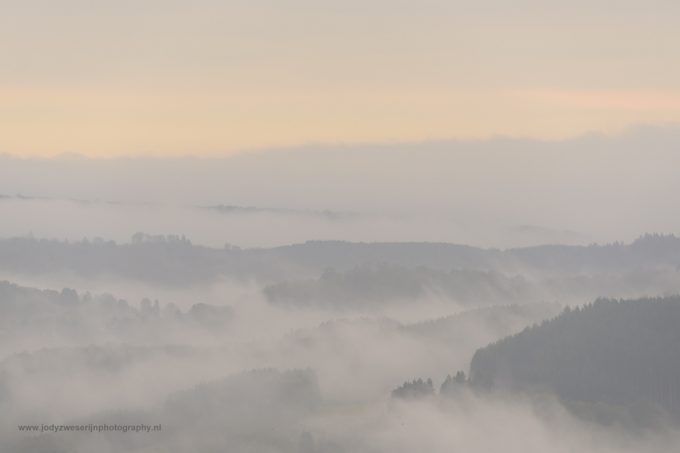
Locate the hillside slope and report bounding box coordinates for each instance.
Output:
[470,297,680,415]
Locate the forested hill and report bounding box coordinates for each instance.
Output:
[469,296,680,415]
[0,234,679,286]
[272,233,680,273]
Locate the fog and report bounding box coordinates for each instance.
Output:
[5,272,679,452]
[3,127,680,451]
[0,196,524,249]
[3,125,680,248]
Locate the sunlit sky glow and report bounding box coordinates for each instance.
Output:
[2,0,680,157]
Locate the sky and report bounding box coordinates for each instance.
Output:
[2,0,680,157]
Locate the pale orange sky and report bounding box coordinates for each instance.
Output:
[2,0,680,157]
